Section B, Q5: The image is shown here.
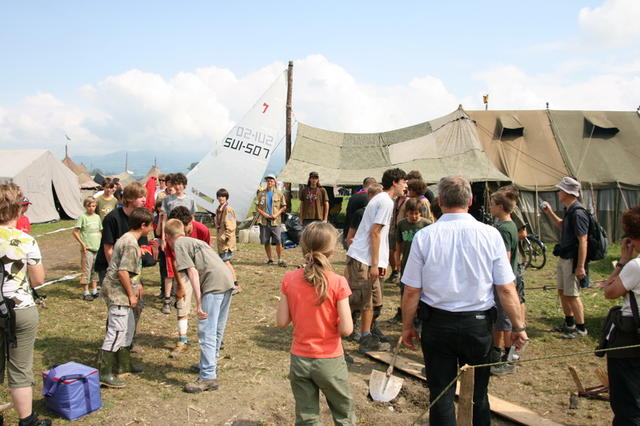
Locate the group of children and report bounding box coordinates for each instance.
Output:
[71,173,239,392]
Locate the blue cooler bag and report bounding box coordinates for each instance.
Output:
[41,362,102,420]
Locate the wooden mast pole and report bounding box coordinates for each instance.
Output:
[285,61,293,212]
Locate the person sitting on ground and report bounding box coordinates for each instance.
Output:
[72,196,102,301]
[165,219,234,393]
[215,188,239,294]
[165,206,211,358]
[389,198,431,324]
[276,222,355,425]
[255,174,287,267]
[598,206,640,425]
[95,180,119,221]
[0,183,51,426]
[488,188,520,376]
[16,198,31,234]
[98,207,153,388]
[298,171,329,227]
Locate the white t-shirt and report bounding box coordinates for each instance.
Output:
[618,257,640,317]
[402,213,515,312]
[346,192,394,268]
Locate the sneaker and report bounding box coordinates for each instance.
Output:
[161,302,171,314]
[344,352,354,364]
[82,294,93,301]
[265,259,274,265]
[183,377,219,393]
[491,363,516,376]
[384,270,400,283]
[562,328,588,339]
[169,341,188,358]
[550,323,576,333]
[278,259,287,268]
[371,323,390,343]
[91,292,100,300]
[358,334,391,354]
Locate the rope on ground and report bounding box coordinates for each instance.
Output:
[34,273,81,290]
[411,343,640,424]
[33,226,75,238]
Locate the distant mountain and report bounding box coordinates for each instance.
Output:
[74,150,206,176]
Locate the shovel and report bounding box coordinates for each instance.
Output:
[369,336,404,402]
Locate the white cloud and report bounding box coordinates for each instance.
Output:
[579,0,640,45]
[0,54,639,159]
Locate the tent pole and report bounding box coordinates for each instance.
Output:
[617,181,629,211]
[535,185,540,237]
[285,60,294,212]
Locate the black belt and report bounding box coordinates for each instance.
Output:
[420,301,492,317]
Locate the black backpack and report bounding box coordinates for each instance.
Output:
[574,206,609,261]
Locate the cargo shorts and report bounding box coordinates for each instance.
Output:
[345,256,382,312]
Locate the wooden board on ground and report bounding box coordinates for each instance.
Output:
[366,352,563,426]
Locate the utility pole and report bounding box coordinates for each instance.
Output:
[285,61,294,212]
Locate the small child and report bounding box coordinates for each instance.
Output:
[215,188,239,293]
[391,198,431,323]
[72,197,103,301]
[16,197,32,234]
[166,206,211,358]
[276,222,356,425]
[99,207,153,388]
[164,218,234,393]
[96,180,119,220]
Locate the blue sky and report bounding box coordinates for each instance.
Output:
[1,0,638,160]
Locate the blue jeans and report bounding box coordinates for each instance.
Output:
[198,289,233,380]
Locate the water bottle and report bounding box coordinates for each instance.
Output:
[507,341,529,362]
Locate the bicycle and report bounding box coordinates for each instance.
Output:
[520,233,547,270]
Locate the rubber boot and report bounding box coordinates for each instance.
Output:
[99,350,126,388]
[17,411,51,426]
[116,346,144,375]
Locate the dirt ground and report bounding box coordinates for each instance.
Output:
[1,224,617,425]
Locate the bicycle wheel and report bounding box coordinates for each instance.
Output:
[521,239,533,270]
[527,238,547,270]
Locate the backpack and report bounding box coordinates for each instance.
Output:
[574,206,609,261]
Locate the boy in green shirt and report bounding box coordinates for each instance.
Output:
[72,197,103,301]
[99,207,153,388]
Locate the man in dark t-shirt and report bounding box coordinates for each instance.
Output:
[542,177,590,338]
[344,177,376,231]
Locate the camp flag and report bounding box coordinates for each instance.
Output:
[187,70,287,220]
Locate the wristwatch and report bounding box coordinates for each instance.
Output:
[616,262,626,269]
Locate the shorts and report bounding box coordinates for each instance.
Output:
[102,305,134,352]
[557,257,580,297]
[81,249,99,284]
[0,306,38,388]
[516,263,526,303]
[259,224,281,245]
[388,231,397,249]
[493,287,512,332]
[345,256,380,311]
[219,250,233,262]
[175,272,193,317]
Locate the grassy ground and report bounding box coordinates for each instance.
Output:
[1,222,621,425]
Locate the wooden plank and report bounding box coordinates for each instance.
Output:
[594,367,609,388]
[568,366,586,393]
[366,352,562,426]
[457,366,474,426]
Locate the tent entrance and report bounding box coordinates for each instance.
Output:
[52,183,73,220]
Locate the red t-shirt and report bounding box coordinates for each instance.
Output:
[165,221,210,277]
[280,268,351,358]
[16,216,31,234]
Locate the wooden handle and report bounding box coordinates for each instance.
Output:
[386,336,403,377]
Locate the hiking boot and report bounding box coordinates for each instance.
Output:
[344,352,354,364]
[388,308,402,324]
[161,301,171,314]
[550,323,576,333]
[371,322,390,343]
[562,328,588,339]
[98,350,126,388]
[490,363,516,376]
[358,334,391,354]
[116,347,144,375]
[169,341,188,358]
[346,329,361,342]
[82,294,94,301]
[183,377,219,393]
[384,270,400,283]
[17,412,51,426]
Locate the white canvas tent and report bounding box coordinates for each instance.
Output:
[0,149,84,223]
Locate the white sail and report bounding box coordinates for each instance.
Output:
[187,71,287,220]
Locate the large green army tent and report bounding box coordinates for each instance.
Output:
[279,106,509,186]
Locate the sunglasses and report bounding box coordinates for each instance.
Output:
[158,179,165,182]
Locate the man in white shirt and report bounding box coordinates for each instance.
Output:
[346,168,407,353]
[401,176,527,426]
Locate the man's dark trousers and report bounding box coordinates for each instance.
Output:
[421,307,493,426]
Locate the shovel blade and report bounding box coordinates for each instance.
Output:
[369,370,404,402]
